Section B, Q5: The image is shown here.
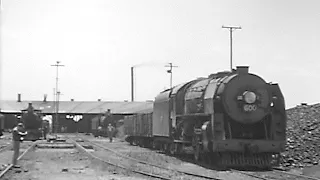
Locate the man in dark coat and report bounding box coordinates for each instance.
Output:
[12,123,27,168]
[42,121,49,139]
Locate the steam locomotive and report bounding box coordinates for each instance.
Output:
[124,66,287,168]
[19,103,44,141]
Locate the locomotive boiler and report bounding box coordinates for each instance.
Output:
[125,66,287,168]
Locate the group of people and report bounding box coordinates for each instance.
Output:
[97,123,115,142]
[96,109,116,142]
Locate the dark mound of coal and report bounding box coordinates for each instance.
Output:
[281,103,320,168]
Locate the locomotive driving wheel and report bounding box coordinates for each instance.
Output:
[129,140,134,145]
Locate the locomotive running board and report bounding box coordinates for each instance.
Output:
[176,113,210,117]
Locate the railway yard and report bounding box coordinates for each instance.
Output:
[2,0,320,179]
[1,72,320,180]
[0,126,319,180]
[1,77,320,180]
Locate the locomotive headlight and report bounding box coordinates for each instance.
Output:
[244,91,257,104]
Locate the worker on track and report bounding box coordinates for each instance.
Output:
[42,121,49,140]
[12,123,28,168]
[107,124,115,142]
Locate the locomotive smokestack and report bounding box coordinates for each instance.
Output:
[17,94,21,102]
[43,94,47,102]
[236,66,249,74]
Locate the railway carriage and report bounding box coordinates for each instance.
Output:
[124,113,153,146]
[0,113,4,135]
[124,66,287,168]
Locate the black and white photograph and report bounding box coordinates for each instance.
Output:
[0,0,320,179]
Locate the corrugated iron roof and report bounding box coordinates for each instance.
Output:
[0,100,154,114]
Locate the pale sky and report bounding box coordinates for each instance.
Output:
[1,0,320,109]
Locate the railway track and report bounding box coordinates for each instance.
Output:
[70,136,224,180]
[70,138,174,180]
[68,134,320,180]
[0,141,37,179]
[0,134,13,153]
[231,168,320,180]
[0,144,12,154]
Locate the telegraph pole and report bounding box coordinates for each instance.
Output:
[51,61,65,133]
[131,62,177,101]
[222,25,241,71]
[131,66,134,102]
[165,63,178,89]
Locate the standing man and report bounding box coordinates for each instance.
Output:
[107,123,115,142]
[12,123,27,168]
[42,121,49,140]
[0,113,4,137]
[105,109,113,126]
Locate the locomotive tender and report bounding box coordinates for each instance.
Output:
[124,66,287,168]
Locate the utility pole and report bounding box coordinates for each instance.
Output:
[165,63,178,89]
[222,25,241,71]
[131,62,176,101]
[131,66,134,102]
[51,61,65,133]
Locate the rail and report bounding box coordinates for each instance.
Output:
[0,141,37,178]
[75,136,224,180]
[231,168,320,180]
[70,138,173,180]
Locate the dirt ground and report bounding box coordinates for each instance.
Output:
[80,135,258,180]
[84,135,320,179]
[0,133,12,147]
[0,141,34,173]
[56,134,320,179]
[1,147,150,180]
